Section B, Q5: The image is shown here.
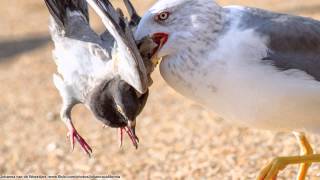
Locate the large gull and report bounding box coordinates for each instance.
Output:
[44,0,153,156]
[135,0,320,179]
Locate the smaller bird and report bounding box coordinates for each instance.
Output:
[45,0,153,156]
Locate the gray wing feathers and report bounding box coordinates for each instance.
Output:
[87,0,148,93]
[45,0,97,42]
[46,0,114,102]
[238,7,320,81]
[123,0,141,28]
[45,0,89,28]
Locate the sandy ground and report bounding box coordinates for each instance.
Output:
[1,0,320,179]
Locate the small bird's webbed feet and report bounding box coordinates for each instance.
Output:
[61,105,92,157]
[66,123,93,157]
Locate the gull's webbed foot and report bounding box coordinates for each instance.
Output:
[257,132,320,180]
[257,156,288,180]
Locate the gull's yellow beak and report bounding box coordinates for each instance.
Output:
[151,56,162,65]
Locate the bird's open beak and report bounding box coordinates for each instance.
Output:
[116,105,139,148]
[128,120,139,143]
[118,119,139,149]
[151,32,169,65]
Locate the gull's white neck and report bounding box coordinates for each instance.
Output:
[159,6,226,102]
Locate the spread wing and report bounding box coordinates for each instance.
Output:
[86,0,148,94]
[45,0,113,102]
[100,0,141,43]
[123,0,141,29]
[235,7,320,81]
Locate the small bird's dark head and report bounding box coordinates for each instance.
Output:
[89,76,149,128]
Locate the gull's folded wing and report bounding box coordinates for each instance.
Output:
[235,7,320,81]
[86,0,148,94]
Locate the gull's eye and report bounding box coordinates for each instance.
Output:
[155,11,170,22]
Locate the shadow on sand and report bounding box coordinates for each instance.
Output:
[0,36,50,62]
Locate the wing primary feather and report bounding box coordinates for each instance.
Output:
[87,0,148,93]
[93,0,127,34]
[122,0,141,28]
[44,0,89,30]
[44,0,65,28]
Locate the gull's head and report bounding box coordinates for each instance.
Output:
[135,0,221,63]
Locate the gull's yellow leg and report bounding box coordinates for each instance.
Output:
[257,154,320,179]
[294,132,313,180]
[257,132,319,180]
[257,156,287,180]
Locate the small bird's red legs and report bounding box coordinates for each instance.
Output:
[66,121,92,157]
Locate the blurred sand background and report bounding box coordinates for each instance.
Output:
[1,0,320,179]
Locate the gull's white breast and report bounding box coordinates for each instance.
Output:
[160,27,320,134]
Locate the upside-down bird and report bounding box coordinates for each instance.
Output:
[134,0,320,179]
[44,0,153,156]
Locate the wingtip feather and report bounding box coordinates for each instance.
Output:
[44,0,89,29]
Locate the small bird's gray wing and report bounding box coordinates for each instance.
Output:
[100,0,140,48]
[87,0,148,94]
[46,0,101,44]
[99,0,140,42]
[237,7,320,81]
[45,0,113,102]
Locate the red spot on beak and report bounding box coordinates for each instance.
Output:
[152,33,169,46]
[151,32,169,57]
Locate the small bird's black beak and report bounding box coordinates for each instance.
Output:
[127,120,139,148]
[118,119,139,149]
[128,120,139,142]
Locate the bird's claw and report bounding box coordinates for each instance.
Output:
[67,129,92,157]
